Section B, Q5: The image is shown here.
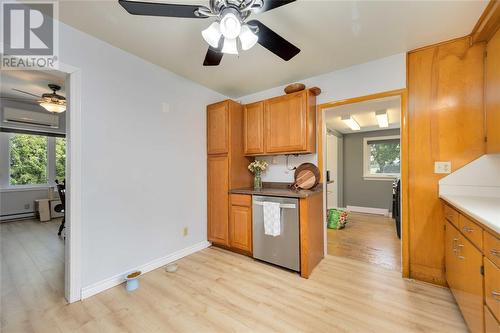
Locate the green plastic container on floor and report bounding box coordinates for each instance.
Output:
[327,209,348,230]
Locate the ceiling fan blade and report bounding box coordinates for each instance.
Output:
[12,88,41,98]
[247,20,300,61]
[253,0,296,13]
[118,0,209,18]
[203,39,224,66]
[0,96,39,104]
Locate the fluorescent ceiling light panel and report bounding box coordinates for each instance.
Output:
[341,115,360,131]
[375,110,389,128]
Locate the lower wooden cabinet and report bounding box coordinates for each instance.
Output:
[229,194,252,255]
[207,155,229,247]
[485,257,500,322]
[445,221,484,333]
[485,305,500,333]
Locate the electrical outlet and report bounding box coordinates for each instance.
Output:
[434,161,452,174]
[24,203,30,210]
[183,227,188,237]
[271,156,278,165]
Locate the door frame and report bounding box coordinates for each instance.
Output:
[317,89,409,278]
[57,62,83,303]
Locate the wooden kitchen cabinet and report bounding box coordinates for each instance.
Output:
[485,305,500,333]
[445,221,460,299]
[207,101,229,155]
[207,100,253,247]
[486,26,500,153]
[229,194,252,255]
[207,155,229,246]
[244,101,265,155]
[243,89,317,156]
[485,257,500,322]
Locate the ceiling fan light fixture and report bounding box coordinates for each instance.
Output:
[202,21,222,48]
[219,12,241,39]
[239,24,258,51]
[40,101,66,113]
[221,37,238,55]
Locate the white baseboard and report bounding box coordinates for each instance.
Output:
[81,240,211,299]
[346,205,390,216]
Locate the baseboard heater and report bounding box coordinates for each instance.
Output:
[0,211,35,222]
[346,205,390,217]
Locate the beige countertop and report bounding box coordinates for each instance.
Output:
[440,194,500,235]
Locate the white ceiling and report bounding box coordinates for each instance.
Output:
[325,95,400,134]
[0,70,66,104]
[59,0,488,98]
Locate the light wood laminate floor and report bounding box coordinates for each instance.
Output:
[1,219,466,332]
[328,212,402,272]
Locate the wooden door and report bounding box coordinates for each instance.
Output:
[207,102,229,155]
[455,235,484,333]
[486,28,500,153]
[244,101,265,155]
[265,91,307,153]
[207,155,229,246]
[229,195,252,254]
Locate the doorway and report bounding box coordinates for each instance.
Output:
[318,90,408,276]
[0,64,82,303]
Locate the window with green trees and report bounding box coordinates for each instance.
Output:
[9,134,48,185]
[55,137,66,182]
[363,135,400,178]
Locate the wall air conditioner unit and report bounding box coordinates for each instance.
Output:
[2,107,59,128]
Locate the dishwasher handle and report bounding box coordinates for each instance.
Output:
[253,201,296,209]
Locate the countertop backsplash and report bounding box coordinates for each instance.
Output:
[256,154,318,183]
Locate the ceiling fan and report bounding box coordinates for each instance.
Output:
[118,0,300,66]
[1,84,67,113]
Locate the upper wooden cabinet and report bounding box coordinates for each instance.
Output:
[243,89,316,156]
[244,101,265,155]
[207,101,229,155]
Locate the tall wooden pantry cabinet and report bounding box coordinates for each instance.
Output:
[207,100,253,248]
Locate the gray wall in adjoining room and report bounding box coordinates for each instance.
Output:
[342,129,400,212]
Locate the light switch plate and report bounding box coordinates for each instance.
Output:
[434,161,452,174]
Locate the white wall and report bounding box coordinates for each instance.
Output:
[57,23,225,288]
[236,53,406,182]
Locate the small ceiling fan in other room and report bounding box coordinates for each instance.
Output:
[118,0,301,66]
[2,84,67,113]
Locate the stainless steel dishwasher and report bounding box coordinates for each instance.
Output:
[252,195,300,271]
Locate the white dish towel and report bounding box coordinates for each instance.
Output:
[263,201,281,237]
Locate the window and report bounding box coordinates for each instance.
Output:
[9,134,48,185]
[363,135,400,180]
[55,137,66,182]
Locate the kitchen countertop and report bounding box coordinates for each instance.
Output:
[230,182,323,198]
[440,194,500,234]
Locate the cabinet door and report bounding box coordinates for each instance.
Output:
[265,91,307,153]
[244,101,265,155]
[485,257,500,322]
[455,235,484,333]
[207,155,229,246]
[445,221,460,296]
[207,102,229,155]
[229,201,252,254]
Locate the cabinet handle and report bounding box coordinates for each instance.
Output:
[457,244,465,260]
[493,291,500,301]
[453,238,458,252]
[491,249,500,257]
[462,226,474,233]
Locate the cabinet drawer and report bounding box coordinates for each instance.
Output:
[459,214,483,250]
[485,305,500,333]
[485,258,500,322]
[230,194,251,207]
[485,232,500,268]
[444,204,459,228]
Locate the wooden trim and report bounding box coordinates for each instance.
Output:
[471,0,500,44]
[317,89,409,278]
[408,35,473,54]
